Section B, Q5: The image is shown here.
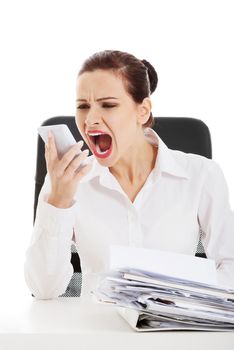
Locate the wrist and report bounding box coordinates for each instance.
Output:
[47,195,74,209]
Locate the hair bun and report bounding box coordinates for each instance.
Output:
[141,59,158,94]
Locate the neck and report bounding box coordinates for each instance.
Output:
[109,132,157,185]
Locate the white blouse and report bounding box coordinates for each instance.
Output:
[24,128,234,299]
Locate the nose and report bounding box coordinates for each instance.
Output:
[85,107,102,127]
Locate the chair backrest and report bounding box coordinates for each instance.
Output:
[34,116,212,290]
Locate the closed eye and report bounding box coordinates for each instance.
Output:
[77,104,89,109]
[102,104,118,108]
[77,104,118,109]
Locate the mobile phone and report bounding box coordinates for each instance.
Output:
[37,124,89,170]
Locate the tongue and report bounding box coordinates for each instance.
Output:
[98,134,112,152]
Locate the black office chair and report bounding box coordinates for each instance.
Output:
[34,116,212,297]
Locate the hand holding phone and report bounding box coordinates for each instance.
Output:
[38,124,88,167]
[38,124,92,208]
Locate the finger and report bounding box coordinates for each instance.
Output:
[44,150,51,175]
[44,144,48,161]
[48,131,58,163]
[59,140,84,171]
[45,141,50,154]
[75,162,93,182]
[65,149,89,178]
[45,139,50,156]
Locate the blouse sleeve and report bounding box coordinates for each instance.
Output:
[198,159,234,288]
[24,174,75,299]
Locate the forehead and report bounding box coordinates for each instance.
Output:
[76,69,127,98]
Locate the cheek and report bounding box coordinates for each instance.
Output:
[75,118,86,140]
[76,113,85,129]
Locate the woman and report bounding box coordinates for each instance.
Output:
[25,50,234,299]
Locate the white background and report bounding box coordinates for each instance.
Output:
[0,0,233,297]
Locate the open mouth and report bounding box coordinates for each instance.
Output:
[87,131,113,157]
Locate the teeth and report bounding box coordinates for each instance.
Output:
[88,133,103,136]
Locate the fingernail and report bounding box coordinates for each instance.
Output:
[77,140,84,146]
[83,149,89,155]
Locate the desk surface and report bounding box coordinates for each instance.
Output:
[1,292,234,350]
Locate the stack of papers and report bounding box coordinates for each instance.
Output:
[94,246,234,331]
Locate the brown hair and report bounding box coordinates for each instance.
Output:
[78,50,158,128]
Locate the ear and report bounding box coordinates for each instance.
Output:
[136,97,152,125]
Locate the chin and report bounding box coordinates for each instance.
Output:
[95,157,116,168]
[94,151,119,169]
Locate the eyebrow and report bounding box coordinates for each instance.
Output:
[76,97,119,102]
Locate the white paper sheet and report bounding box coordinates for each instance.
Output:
[110,245,217,285]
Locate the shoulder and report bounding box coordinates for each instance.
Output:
[169,148,222,180]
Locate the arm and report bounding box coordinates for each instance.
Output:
[24,133,92,299]
[198,159,234,288]
[24,174,75,299]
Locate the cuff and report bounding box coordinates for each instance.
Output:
[34,195,77,239]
